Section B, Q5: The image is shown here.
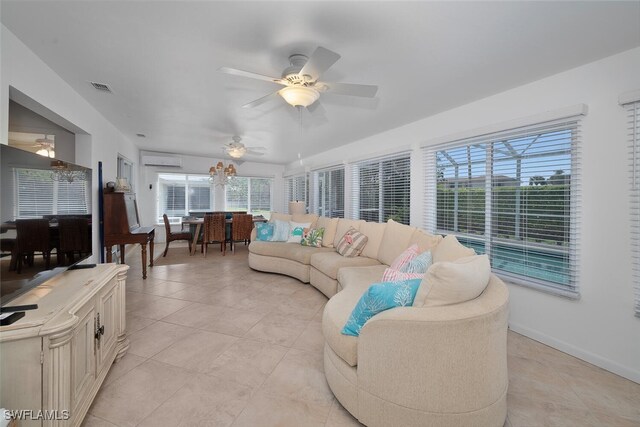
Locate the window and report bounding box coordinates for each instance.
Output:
[350,153,411,224]
[284,174,308,213]
[424,118,581,296]
[626,98,640,317]
[157,174,213,223]
[15,168,89,218]
[117,155,134,192]
[225,176,273,217]
[312,167,345,218]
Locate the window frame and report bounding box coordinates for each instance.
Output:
[156,173,214,224]
[224,176,273,218]
[624,95,640,317]
[311,166,345,218]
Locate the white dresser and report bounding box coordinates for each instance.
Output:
[0,264,129,427]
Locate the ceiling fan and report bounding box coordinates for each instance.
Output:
[223,136,266,159]
[219,46,378,112]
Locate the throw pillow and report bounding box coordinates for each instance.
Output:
[381,268,424,282]
[255,222,274,241]
[401,250,433,274]
[388,244,419,271]
[301,227,325,247]
[287,221,311,244]
[270,219,290,242]
[336,227,368,257]
[413,254,491,307]
[342,278,422,337]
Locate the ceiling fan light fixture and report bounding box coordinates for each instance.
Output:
[279,86,320,108]
[228,146,246,159]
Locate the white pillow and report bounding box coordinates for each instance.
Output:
[287,221,311,243]
[270,219,290,242]
[413,254,491,307]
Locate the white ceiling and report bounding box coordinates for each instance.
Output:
[2,1,639,164]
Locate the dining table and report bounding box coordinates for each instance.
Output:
[182,216,268,255]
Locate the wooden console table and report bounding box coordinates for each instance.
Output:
[0,264,129,427]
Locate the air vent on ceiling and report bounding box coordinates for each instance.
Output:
[136,133,146,138]
[90,82,112,92]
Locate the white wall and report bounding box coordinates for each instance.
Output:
[287,47,640,382]
[1,25,140,260]
[138,151,285,242]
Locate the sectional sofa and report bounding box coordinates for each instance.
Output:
[248,214,509,427]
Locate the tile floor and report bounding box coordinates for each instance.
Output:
[84,243,640,427]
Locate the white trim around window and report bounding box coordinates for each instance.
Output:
[624,96,640,317]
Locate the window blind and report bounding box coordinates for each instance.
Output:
[312,166,345,218]
[423,117,582,297]
[284,174,307,213]
[627,100,640,317]
[14,168,89,218]
[225,176,273,216]
[158,173,213,222]
[350,152,411,224]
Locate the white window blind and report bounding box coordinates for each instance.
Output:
[312,167,345,218]
[158,173,214,223]
[284,174,307,213]
[14,168,89,218]
[225,176,273,217]
[350,153,411,224]
[423,117,582,297]
[626,99,640,317]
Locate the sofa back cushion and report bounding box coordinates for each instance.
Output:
[317,217,339,248]
[270,212,292,222]
[292,213,319,228]
[432,235,476,263]
[409,229,443,253]
[333,219,365,247]
[360,221,387,259]
[413,254,491,307]
[377,219,417,266]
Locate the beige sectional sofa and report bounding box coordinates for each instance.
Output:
[248,214,509,427]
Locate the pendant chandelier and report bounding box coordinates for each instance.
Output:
[209,161,237,187]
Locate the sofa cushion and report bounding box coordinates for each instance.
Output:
[317,217,339,248]
[336,228,368,258]
[292,213,319,228]
[249,241,333,265]
[432,235,476,263]
[342,278,422,336]
[270,212,292,222]
[409,229,443,252]
[333,219,365,247]
[322,280,372,366]
[311,251,381,280]
[414,254,491,307]
[381,269,424,282]
[377,219,417,266]
[338,265,387,291]
[360,222,387,259]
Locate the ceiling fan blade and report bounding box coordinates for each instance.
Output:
[307,100,328,122]
[246,151,266,156]
[242,91,281,109]
[298,47,341,81]
[322,82,378,98]
[245,146,267,151]
[218,67,286,85]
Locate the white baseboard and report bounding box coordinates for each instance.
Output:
[508,322,640,384]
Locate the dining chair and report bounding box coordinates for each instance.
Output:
[15,219,52,273]
[58,217,91,265]
[202,213,226,256]
[230,213,253,254]
[163,214,192,257]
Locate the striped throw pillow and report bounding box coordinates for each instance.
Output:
[388,244,420,271]
[336,227,368,257]
[382,268,424,282]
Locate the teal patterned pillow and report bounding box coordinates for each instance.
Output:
[401,251,433,274]
[301,228,325,247]
[255,222,274,241]
[342,279,422,337]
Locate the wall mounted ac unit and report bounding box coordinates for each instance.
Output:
[142,154,182,167]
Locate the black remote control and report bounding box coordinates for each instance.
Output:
[0,304,38,313]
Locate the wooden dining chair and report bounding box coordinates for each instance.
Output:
[163,214,192,257]
[230,213,253,254]
[202,213,226,256]
[58,217,91,265]
[15,219,52,273]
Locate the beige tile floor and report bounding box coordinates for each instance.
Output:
[84,243,640,427]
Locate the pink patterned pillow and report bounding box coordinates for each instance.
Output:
[382,268,424,282]
[388,244,420,271]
